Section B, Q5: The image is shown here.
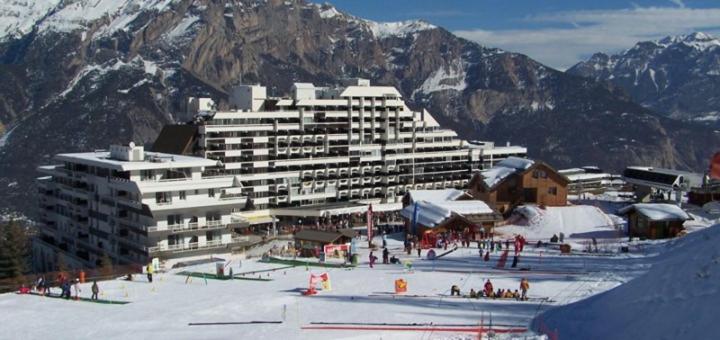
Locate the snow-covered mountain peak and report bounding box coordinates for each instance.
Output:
[364,20,436,39]
[654,31,719,51]
[0,0,61,41]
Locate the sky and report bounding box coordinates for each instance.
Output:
[324,0,720,70]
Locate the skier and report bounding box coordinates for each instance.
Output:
[520,278,530,301]
[559,232,565,243]
[91,280,99,300]
[382,247,389,264]
[483,279,494,297]
[550,234,559,243]
[469,288,478,298]
[450,285,461,296]
[146,263,154,283]
[416,245,422,258]
[369,251,377,268]
[483,251,490,262]
[511,255,518,268]
[72,278,80,300]
[382,233,387,248]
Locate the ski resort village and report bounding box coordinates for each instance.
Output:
[3,1,720,339]
[1,79,719,340]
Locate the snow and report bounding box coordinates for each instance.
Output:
[0,0,61,41]
[497,205,621,243]
[413,59,468,96]
[481,157,534,188]
[164,14,201,42]
[318,6,340,19]
[401,200,495,228]
[537,224,720,340]
[365,20,436,39]
[407,189,466,204]
[0,123,19,150]
[618,203,691,221]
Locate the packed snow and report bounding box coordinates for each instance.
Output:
[497,205,622,244]
[537,223,720,340]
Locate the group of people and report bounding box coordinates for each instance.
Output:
[30,273,99,300]
[452,278,531,301]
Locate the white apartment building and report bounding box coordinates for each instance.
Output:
[35,143,252,270]
[37,79,527,268]
[181,79,526,217]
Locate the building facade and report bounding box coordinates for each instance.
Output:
[184,79,525,213]
[468,157,569,214]
[35,144,252,270]
[37,79,527,269]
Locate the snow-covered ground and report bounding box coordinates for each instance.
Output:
[0,231,660,340]
[2,198,718,339]
[496,205,624,248]
[537,223,720,340]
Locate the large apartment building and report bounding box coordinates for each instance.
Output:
[161,79,526,216]
[37,79,526,268]
[35,143,252,270]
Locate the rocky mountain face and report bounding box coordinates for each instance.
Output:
[0,0,717,216]
[568,32,720,123]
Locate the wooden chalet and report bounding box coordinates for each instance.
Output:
[467,157,569,214]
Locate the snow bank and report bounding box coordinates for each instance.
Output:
[497,205,620,241]
[536,224,720,340]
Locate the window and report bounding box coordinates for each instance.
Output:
[548,187,557,195]
[155,192,171,204]
[208,189,215,198]
[179,191,186,200]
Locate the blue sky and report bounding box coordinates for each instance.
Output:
[325,0,720,69]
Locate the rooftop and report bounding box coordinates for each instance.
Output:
[54,150,217,171]
[618,203,692,221]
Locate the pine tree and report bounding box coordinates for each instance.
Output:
[0,220,29,283]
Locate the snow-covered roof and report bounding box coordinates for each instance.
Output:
[481,156,535,188]
[401,200,495,228]
[618,203,691,221]
[292,83,315,89]
[406,189,465,204]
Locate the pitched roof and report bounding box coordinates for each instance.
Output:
[477,157,569,191]
[401,199,498,228]
[618,203,692,221]
[407,189,466,204]
[293,230,344,243]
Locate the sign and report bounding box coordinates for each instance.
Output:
[323,243,350,258]
[395,279,407,293]
[711,152,720,180]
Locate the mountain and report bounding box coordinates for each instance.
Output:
[0,0,717,216]
[568,32,720,123]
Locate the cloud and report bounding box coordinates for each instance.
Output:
[669,0,686,8]
[454,6,720,70]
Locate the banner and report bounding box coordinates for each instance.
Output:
[366,204,374,243]
[711,152,720,180]
[323,243,350,258]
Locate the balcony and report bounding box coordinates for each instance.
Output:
[147,236,250,254]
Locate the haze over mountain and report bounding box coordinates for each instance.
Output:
[0,0,717,216]
[569,32,720,124]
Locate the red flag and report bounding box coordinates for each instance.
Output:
[711,152,720,180]
[367,204,374,243]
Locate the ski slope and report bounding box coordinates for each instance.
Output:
[537,224,720,340]
[0,233,650,340]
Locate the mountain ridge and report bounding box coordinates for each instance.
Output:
[0,0,717,217]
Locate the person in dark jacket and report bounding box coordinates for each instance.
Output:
[382,247,389,264]
[91,280,99,300]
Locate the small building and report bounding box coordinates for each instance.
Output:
[559,167,625,194]
[618,203,692,239]
[622,166,703,202]
[401,190,502,247]
[467,157,569,214]
[293,229,355,257]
